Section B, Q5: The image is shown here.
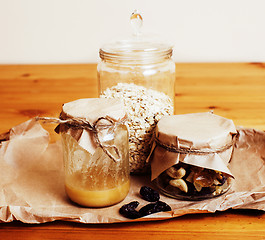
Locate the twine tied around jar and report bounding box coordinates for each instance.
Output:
[36,116,123,162]
[153,136,235,155]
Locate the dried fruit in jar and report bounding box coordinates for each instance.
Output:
[159,162,230,198]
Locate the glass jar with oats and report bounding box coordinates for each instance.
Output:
[98,11,175,174]
[57,98,130,207]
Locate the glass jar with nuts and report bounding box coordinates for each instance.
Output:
[148,112,237,200]
[154,162,232,200]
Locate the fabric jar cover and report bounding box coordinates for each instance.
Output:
[57,98,127,159]
[147,112,237,181]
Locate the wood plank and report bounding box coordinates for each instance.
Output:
[174,62,265,129]
[0,63,265,239]
[0,210,264,240]
[0,64,98,141]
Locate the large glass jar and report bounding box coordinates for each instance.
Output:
[98,12,175,174]
[58,98,130,207]
[98,41,176,102]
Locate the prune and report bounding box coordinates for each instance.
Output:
[120,187,171,219]
[119,201,142,219]
[139,201,171,217]
[140,186,160,202]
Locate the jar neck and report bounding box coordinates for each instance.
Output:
[99,49,173,65]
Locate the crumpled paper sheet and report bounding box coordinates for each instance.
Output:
[0,119,265,224]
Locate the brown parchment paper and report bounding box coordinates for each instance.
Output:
[57,98,126,156]
[0,119,265,224]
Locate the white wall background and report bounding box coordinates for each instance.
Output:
[0,0,264,64]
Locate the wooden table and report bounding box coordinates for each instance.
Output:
[0,63,265,239]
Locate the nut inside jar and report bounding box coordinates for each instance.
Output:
[154,162,233,200]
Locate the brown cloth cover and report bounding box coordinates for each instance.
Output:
[147,112,237,180]
[57,98,126,155]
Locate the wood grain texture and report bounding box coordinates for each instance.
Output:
[0,64,98,141]
[0,63,265,239]
[174,62,265,130]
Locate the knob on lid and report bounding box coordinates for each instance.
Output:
[99,10,173,60]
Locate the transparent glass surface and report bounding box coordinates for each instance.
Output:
[98,46,175,173]
[61,124,130,207]
[153,162,233,201]
[98,57,175,103]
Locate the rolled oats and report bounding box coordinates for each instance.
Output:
[101,83,173,173]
